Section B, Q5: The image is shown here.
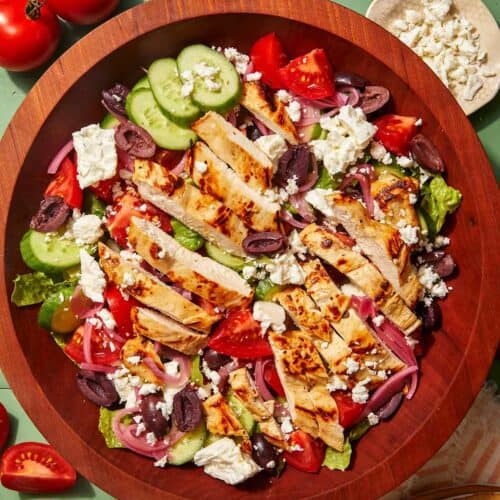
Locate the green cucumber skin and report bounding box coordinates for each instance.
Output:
[168,422,207,465]
[177,44,242,114]
[132,76,150,92]
[100,113,120,130]
[127,88,197,151]
[38,287,73,331]
[227,392,255,435]
[20,230,81,275]
[148,58,201,126]
[204,242,246,271]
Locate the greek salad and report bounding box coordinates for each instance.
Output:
[12,33,462,485]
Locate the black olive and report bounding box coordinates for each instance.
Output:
[360,86,390,114]
[76,370,118,408]
[275,145,311,188]
[115,121,156,159]
[334,71,367,89]
[409,134,445,173]
[30,196,71,233]
[203,349,231,370]
[172,387,203,432]
[417,301,442,332]
[140,394,170,439]
[419,251,455,278]
[243,231,288,255]
[251,433,279,471]
[102,83,130,116]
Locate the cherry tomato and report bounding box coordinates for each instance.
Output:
[374,114,418,156]
[106,191,172,248]
[263,363,285,398]
[0,403,9,450]
[104,284,138,338]
[332,391,366,429]
[64,324,120,365]
[45,157,83,209]
[250,33,288,89]
[283,430,326,473]
[0,442,76,493]
[46,0,119,25]
[279,48,335,100]
[0,0,61,72]
[208,309,273,358]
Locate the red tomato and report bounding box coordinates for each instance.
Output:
[250,33,288,89]
[263,363,285,398]
[46,0,119,25]
[64,324,120,366]
[89,175,120,204]
[283,430,326,473]
[45,157,83,209]
[208,310,273,358]
[104,284,138,338]
[374,114,418,156]
[153,149,185,170]
[106,192,172,248]
[0,403,9,450]
[0,0,61,72]
[279,48,335,99]
[0,442,76,493]
[333,391,366,428]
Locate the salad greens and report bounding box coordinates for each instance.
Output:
[322,439,352,471]
[314,166,341,190]
[98,408,128,449]
[171,218,205,251]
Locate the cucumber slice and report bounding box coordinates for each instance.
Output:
[84,191,106,218]
[255,279,285,301]
[20,230,81,274]
[38,286,81,334]
[300,123,325,142]
[227,391,255,435]
[204,242,246,271]
[149,58,201,126]
[177,44,241,113]
[190,354,204,385]
[132,76,150,92]
[168,422,207,465]
[204,433,222,446]
[127,88,197,151]
[100,113,120,130]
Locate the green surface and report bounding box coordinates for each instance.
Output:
[0,0,498,498]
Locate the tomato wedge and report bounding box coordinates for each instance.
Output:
[64,323,120,366]
[374,114,418,156]
[88,175,120,204]
[283,430,325,473]
[0,442,76,493]
[263,362,285,398]
[104,284,139,338]
[0,403,9,450]
[45,157,83,209]
[279,48,335,99]
[208,309,272,358]
[333,391,366,429]
[250,32,288,89]
[153,149,185,170]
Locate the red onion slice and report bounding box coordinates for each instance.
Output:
[340,165,375,216]
[47,139,74,174]
[83,320,93,364]
[279,210,309,229]
[336,86,361,107]
[376,392,404,420]
[254,358,274,401]
[171,284,193,302]
[79,362,116,374]
[170,150,190,176]
[289,193,316,223]
[297,103,321,127]
[217,359,244,393]
[117,148,134,172]
[143,356,190,388]
[350,295,377,320]
[254,118,271,136]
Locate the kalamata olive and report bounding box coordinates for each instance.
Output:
[243,232,288,255]
[409,134,445,173]
[172,387,203,432]
[420,251,455,278]
[30,196,71,233]
[334,71,367,89]
[246,124,262,141]
[360,86,391,114]
[418,300,442,332]
[140,394,170,438]
[102,83,130,116]
[76,370,118,408]
[251,433,278,471]
[337,85,361,107]
[275,145,311,188]
[376,392,403,420]
[419,250,446,265]
[115,121,156,158]
[203,349,231,370]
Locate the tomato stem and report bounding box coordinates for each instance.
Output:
[25,0,46,20]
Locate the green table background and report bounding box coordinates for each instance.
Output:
[0,1,498,498]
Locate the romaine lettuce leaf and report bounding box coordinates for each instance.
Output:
[190,354,204,386]
[171,219,205,251]
[98,407,126,449]
[314,166,341,190]
[11,272,55,306]
[322,439,352,471]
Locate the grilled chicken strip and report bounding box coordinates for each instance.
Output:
[189,142,280,232]
[300,224,421,335]
[191,111,274,191]
[133,158,248,257]
[129,217,253,309]
[98,243,219,333]
[240,82,299,144]
[121,336,166,386]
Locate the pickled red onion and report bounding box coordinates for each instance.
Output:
[171,150,189,176]
[279,210,308,229]
[82,320,93,364]
[47,139,74,174]
[254,118,271,136]
[79,362,116,374]
[254,358,274,401]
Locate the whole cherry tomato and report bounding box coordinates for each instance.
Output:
[0,0,61,72]
[46,0,120,25]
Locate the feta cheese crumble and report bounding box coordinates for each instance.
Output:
[79,250,106,302]
[255,134,287,166]
[252,301,286,334]
[180,70,195,97]
[304,188,335,217]
[286,100,302,123]
[223,47,250,75]
[195,161,208,174]
[71,214,103,245]
[265,252,305,286]
[367,412,380,426]
[245,71,262,82]
[351,378,371,404]
[276,89,292,103]
[96,308,116,330]
[326,375,348,392]
[372,315,385,328]
[418,265,449,299]
[345,357,360,375]
[397,221,420,246]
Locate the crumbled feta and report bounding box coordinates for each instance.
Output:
[223,47,250,75]
[397,222,420,246]
[345,357,360,375]
[370,141,388,161]
[202,360,221,393]
[415,118,423,127]
[285,176,299,195]
[418,265,449,299]
[135,422,146,436]
[180,70,195,97]
[396,156,414,168]
[326,375,348,392]
[265,252,305,286]
[409,193,418,205]
[242,265,257,280]
[351,378,371,404]
[120,250,142,265]
[146,432,157,445]
[164,360,179,377]
[138,383,160,396]
[276,89,292,103]
[255,134,287,166]
[280,416,294,435]
[197,386,209,400]
[289,230,308,260]
[154,455,168,468]
[193,62,220,78]
[367,412,380,426]
[253,301,286,334]
[127,355,141,365]
[195,161,208,174]
[304,188,334,217]
[96,308,116,330]
[155,387,181,419]
[79,250,106,302]
[434,235,450,248]
[122,271,136,287]
[70,214,103,246]
[204,78,222,92]
[194,438,261,485]
[286,100,302,123]
[372,315,385,327]
[73,124,117,189]
[245,71,262,82]
[463,73,483,101]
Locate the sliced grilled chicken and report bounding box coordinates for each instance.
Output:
[133,158,248,257]
[228,368,287,449]
[300,225,421,335]
[98,243,219,333]
[191,111,273,191]
[274,287,332,341]
[131,307,208,355]
[189,142,280,232]
[121,336,166,386]
[129,217,253,309]
[240,82,299,144]
[269,330,344,451]
[327,192,422,308]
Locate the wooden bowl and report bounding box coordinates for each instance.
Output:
[0,1,498,498]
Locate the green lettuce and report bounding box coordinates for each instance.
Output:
[255,279,285,301]
[11,272,56,306]
[98,407,129,449]
[190,355,204,386]
[420,176,462,236]
[314,167,341,190]
[171,218,205,251]
[322,439,352,471]
[348,419,371,442]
